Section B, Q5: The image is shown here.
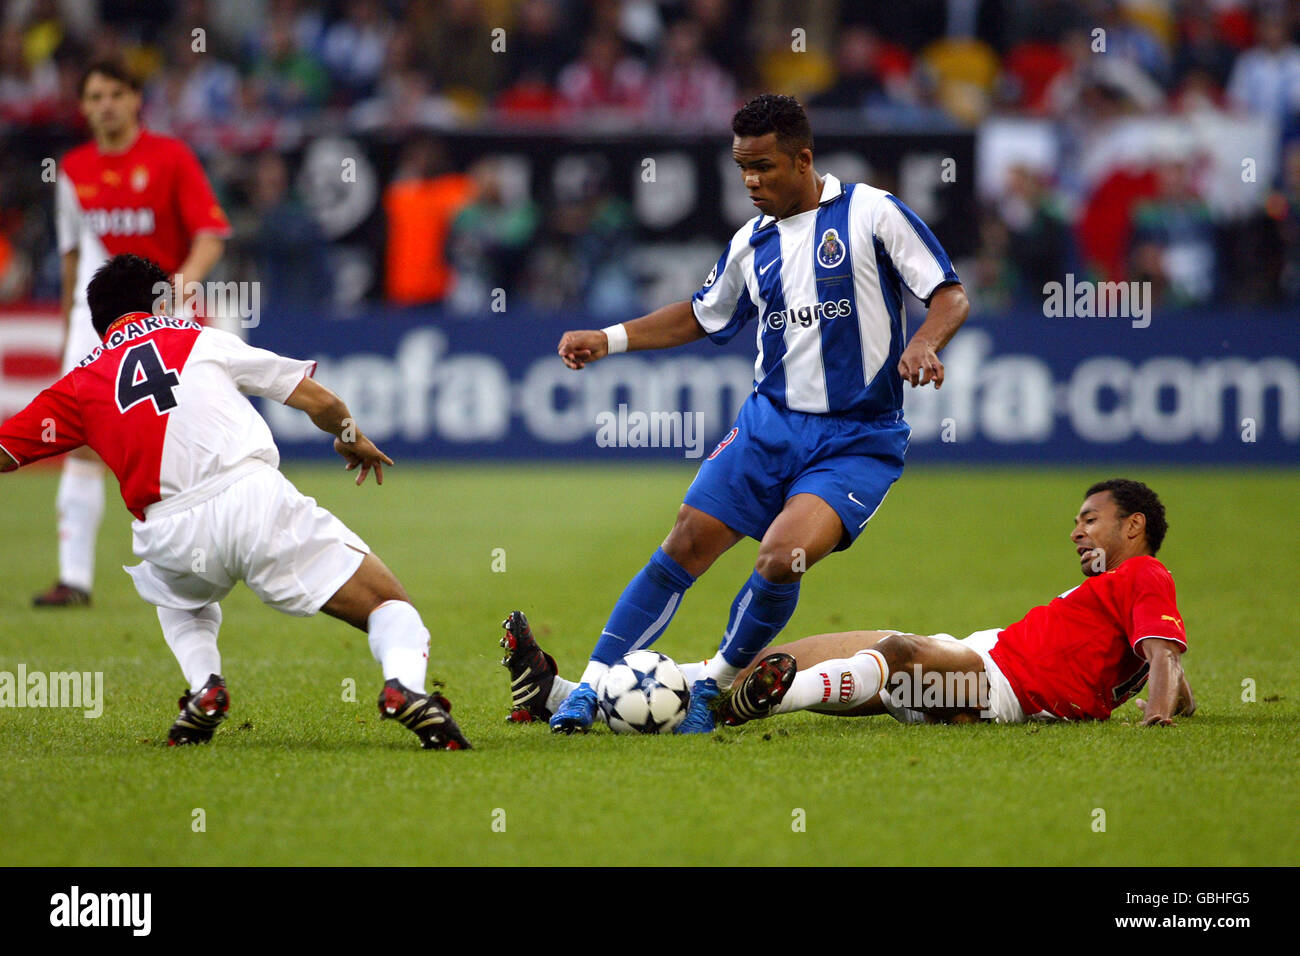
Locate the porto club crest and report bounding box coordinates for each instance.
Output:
[817,228,845,268]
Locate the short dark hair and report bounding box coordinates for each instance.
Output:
[78,58,141,99]
[1086,478,1168,554]
[87,255,170,337]
[731,93,813,156]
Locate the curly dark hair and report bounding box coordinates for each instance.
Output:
[87,254,171,337]
[1086,478,1169,554]
[731,93,813,156]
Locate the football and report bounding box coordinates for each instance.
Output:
[599,651,692,734]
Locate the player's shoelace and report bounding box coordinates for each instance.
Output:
[499,611,557,722]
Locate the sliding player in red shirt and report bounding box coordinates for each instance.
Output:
[717,479,1193,727]
[37,58,230,608]
[0,255,470,750]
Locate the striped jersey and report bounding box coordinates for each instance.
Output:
[691,174,959,418]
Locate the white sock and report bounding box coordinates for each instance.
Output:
[879,689,928,724]
[773,649,888,714]
[56,458,104,592]
[158,604,223,692]
[678,660,708,685]
[702,657,741,687]
[367,600,430,694]
[578,660,609,693]
[546,677,578,712]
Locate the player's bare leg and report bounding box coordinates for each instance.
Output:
[550,504,742,733]
[34,445,104,607]
[660,504,745,577]
[320,550,411,627]
[871,632,988,722]
[722,630,988,724]
[321,551,470,749]
[677,494,843,732]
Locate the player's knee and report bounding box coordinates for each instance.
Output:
[365,567,409,608]
[343,553,409,615]
[875,633,920,671]
[663,509,722,573]
[753,547,800,583]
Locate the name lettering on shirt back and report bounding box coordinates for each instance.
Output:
[77,316,202,368]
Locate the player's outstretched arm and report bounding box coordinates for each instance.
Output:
[898,283,969,389]
[284,378,393,486]
[0,449,16,473]
[1138,668,1196,720]
[557,300,705,369]
[1134,637,1190,726]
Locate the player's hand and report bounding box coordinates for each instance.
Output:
[334,436,394,486]
[898,340,944,388]
[1134,699,1176,726]
[558,330,610,370]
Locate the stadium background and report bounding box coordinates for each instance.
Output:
[0,0,1297,466]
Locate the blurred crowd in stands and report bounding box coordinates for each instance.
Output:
[2,0,1300,313]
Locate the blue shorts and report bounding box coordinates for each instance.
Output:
[684,393,910,551]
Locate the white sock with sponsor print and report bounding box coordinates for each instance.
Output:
[368,601,430,694]
[158,604,223,692]
[772,650,888,714]
[56,457,105,592]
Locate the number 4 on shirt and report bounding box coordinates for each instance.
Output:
[116,341,181,415]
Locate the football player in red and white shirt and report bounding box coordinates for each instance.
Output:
[0,255,470,750]
[711,478,1194,727]
[37,58,230,608]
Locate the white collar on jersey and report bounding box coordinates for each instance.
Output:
[755,172,842,230]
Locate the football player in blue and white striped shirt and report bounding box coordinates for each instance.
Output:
[546,94,969,733]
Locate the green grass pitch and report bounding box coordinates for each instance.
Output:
[0,463,1295,866]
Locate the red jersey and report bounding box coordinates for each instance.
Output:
[57,129,231,307]
[0,313,314,521]
[990,555,1187,720]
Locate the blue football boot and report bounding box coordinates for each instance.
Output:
[549,682,599,734]
[674,677,721,734]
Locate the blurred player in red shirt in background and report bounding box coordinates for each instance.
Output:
[37,58,230,608]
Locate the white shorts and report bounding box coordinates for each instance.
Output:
[875,628,1026,724]
[62,303,100,373]
[125,465,369,617]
